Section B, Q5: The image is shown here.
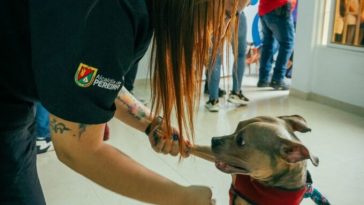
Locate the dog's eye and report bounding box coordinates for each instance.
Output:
[236,133,245,146]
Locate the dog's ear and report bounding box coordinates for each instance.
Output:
[279,115,312,133]
[279,138,319,166]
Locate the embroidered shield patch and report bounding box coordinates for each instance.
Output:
[74,63,98,87]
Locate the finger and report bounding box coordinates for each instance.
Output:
[158,130,172,154]
[164,133,179,156]
[161,132,179,155]
[148,131,159,148]
[161,139,173,155]
[154,131,166,153]
[170,140,179,156]
[161,138,179,156]
[181,140,192,158]
[149,132,164,153]
[185,140,192,147]
[148,124,162,146]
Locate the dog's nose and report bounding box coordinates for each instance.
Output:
[211,137,224,148]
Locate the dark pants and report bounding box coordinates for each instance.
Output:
[0,92,46,205]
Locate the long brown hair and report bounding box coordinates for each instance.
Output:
[149,0,239,153]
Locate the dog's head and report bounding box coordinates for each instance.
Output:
[211,115,319,179]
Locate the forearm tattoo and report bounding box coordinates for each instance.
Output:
[50,118,71,134]
[117,89,147,121]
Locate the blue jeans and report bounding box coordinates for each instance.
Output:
[35,103,50,139]
[208,12,247,100]
[258,8,294,83]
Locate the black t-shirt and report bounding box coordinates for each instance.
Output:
[1,0,152,125]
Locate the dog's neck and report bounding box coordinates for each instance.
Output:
[252,161,307,190]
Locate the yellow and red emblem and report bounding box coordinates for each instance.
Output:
[74,63,98,87]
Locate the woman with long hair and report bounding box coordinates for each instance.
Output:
[1,0,241,204]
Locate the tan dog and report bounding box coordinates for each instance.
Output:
[191,115,324,205]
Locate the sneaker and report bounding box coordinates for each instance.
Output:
[36,137,52,154]
[227,91,249,105]
[257,81,270,88]
[204,86,227,98]
[270,80,289,90]
[205,99,219,112]
[218,88,227,97]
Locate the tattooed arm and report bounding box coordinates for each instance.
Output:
[113,87,153,133]
[114,87,184,156]
[50,114,213,205]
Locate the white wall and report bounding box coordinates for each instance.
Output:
[136,42,152,80]
[292,0,364,108]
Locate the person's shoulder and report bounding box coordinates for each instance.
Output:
[119,0,152,45]
[117,0,151,32]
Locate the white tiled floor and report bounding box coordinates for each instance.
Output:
[37,76,364,205]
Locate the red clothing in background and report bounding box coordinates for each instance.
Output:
[258,0,297,16]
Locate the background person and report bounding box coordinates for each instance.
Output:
[205,10,250,112]
[35,103,52,154]
[257,0,296,90]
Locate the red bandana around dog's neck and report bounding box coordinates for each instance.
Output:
[229,174,306,205]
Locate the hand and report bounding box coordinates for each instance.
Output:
[179,185,215,205]
[148,124,191,157]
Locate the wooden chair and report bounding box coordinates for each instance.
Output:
[245,43,260,75]
[341,0,363,45]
